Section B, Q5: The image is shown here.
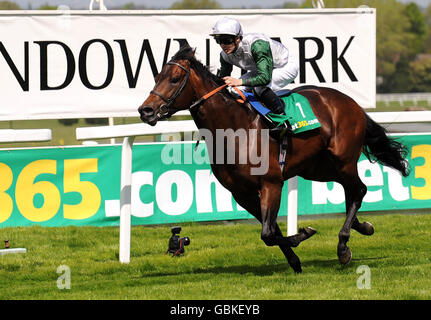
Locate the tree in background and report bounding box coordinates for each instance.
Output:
[38,4,58,10]
[404,2,427,54]
[382,2,427,92]
[410,55,431,92]
[0,1,20,9]
[423,3,431,53]
[170,0,221,9]
[281,2,300,8]
[122,3,137,9]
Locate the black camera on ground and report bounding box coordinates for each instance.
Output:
[167,226,190,257]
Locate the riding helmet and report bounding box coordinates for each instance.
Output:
[210,17,243,37]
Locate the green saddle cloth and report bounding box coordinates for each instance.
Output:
[267,93,321,134]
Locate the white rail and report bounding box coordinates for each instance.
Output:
[76,111,431,264]
[76,120,197,140]
[0,129,52,143]
[368,111,431,123]
[376,93,431,106]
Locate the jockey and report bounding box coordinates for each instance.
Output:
[210,16,299,133]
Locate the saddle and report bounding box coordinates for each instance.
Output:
[240,90,288,129]
[240,89,321,135]
[239,89,321,170]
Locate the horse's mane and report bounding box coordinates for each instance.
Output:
[171,45,255,115]
[171,46,226,87]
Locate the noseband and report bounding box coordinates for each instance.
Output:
[150,61,190,117]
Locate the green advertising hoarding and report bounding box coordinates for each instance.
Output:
[0,134,430,228]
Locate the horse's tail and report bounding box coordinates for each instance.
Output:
[363,113,410,177]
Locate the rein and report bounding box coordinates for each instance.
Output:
[151,60,246,118]
[189,83,247,151]
[190,83,246,111]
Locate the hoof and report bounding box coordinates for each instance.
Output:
[354,221,374,236]
[293,265,302,274]
[286,227,316,248]
[338,246,352,265]
[361,222,374,236]
[299,226,317,240]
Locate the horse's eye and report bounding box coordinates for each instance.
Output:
[171,77,180,84]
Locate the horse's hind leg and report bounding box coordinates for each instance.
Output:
[231,190,302,273]
[259,182,283,247]
[338,164,367,264]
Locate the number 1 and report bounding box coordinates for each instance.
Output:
[296,102,306,118]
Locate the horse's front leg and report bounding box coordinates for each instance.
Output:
[231,190,302,273]
[260,182,317,248]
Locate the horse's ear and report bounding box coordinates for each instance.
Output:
[192,47,197,57]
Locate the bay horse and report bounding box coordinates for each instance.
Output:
[138,46,409,273]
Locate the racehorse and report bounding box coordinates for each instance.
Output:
[138,46,409,273]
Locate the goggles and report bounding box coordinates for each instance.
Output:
[215,35,236,45]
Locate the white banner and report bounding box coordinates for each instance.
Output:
[0,9,375,120]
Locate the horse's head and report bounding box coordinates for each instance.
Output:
[138,47,196,126]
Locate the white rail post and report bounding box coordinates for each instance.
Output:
[108,117,115,144]
[287,176,298,236]
[89,0,107,11]
[119,136,135,264]
[312,0,325,9]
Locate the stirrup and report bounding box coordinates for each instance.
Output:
[269,122,292,139]
[269,123,286,132]
[270,117,292,133]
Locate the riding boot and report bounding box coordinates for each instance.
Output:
[257,87,292,136]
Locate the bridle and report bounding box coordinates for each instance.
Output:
[149,60,246,119]
[150,61,190,118]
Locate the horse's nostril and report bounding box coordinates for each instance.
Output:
[139,106,155,117]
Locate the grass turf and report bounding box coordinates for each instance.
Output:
[1,212,431,300]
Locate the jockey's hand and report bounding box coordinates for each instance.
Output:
[223,77,243,87]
